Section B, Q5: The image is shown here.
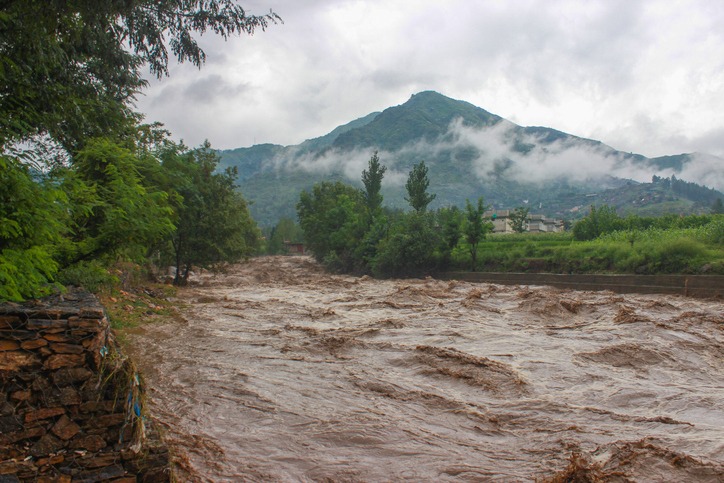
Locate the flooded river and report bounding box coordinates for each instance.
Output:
[126,256,724,481]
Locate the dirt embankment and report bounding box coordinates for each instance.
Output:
[125,256,724,481]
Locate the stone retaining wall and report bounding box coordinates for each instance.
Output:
[0,290,170,482]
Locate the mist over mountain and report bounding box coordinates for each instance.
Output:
[220,91,724,226]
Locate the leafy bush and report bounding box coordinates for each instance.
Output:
[57,260,118,293]
[372,212,441,278]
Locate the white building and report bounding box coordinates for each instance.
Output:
[483,210,564,234]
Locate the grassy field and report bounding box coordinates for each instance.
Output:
[449,217,724,275]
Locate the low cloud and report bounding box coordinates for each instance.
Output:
[447,119,656,185]
[265,117,724,192]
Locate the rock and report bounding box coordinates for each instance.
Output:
[74,463,126,482]
[0,426,45,445]
[24,407,65,423]
[0,415,23,433]
[79,400,118,413]
[44,354,86,370]
[0,351,41,371]
[0,340,19,351]
[52,415,81,440]
[86,413,126,429]
[50,343,85,355]
[0,315,23,330]
[20,338,48,350]
[59,387,81,406]
[51,367,93,386]
[70,434,107,452]
[44,333,70,342]
[1,293,171,481]
[9,390,31,402]
[30,433,63,457]
[32,375,52,392]
[78,453,120,469]
[69,317,102,330]
[26,319,68,330]
[36,473,71,483]
[78,308,105,319]
[34,454,65,467]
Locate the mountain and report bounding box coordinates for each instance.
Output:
[219,91,724,226]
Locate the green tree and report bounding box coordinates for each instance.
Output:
[405,161,436,212]
[436,206,463,268]
[361,151,387,221]
[0,157,68,301]
[573,204,622,240]
[509,206,530,233]
[464,197,492,271]
[0,1,277,300]
[372,212,441,278]
[67,138,175,264]
[0,1,280,151]
[297,181,364,272]
[267,218,304,255]
[160,141,260,285]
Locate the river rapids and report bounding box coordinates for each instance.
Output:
[125,256,724,481]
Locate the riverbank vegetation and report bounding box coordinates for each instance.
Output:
[0,1,276,302]
[297,153,724,278]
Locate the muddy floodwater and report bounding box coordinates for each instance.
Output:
[126,256,724,481]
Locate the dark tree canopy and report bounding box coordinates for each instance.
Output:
[297,181,364,272]
[464,197,492,271]
[158,141,260,285]
[0,1,280,151]
[509,206,530,233]
[405,160,436,212]
[361,151,387,218]
[1,2,275,300]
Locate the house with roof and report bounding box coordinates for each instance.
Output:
[483,210,564,234]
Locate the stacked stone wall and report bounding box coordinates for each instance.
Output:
[0,290,169,482]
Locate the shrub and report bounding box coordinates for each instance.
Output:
[57,260,118,293]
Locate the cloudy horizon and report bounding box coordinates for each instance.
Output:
[136,0,724,165]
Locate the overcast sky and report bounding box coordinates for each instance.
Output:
[136,0,724,161]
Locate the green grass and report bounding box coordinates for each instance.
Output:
[449,222,724,275]
[101,284,181,331]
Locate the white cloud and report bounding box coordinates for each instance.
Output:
[135,0,724,167]
[262,116,723,191]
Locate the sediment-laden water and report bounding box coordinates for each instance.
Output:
[126,256,724,481]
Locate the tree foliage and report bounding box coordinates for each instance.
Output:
[373,212,441,278]
[573,205,622,241]
[509,206,530,233]
[0,2,273,300]
[464,197,492,271]
[361,151,387,220]
[405,161,436,212]
[158,141,259,285]
[266,218,304,255]
[0,0,279,151]
[297,181,364,272]
[0,157,66,300]
[68,138,175,263]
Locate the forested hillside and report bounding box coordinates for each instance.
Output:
[220,91,724,226]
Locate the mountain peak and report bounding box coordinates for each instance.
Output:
[219,92,723,225]
[330,91,501,151]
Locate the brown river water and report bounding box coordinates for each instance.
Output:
[125,256,724,482]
